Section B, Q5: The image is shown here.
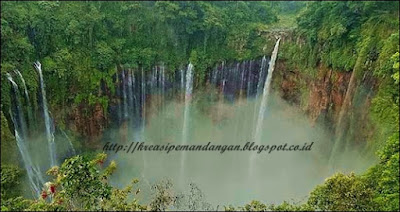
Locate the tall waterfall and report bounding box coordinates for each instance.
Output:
[14,70,34,128]
[141,68,146,138]
[180,69,185,99]
[122,70,128,120]
[252,56,268,130]
[160,64,166,138]
[6,73,44,197]
[180,63,194,182]
[247,61,254,97]
[34,61,57,167]
[249,38,281,175]
[256,56,268,99]
[240,62,246,97]
[6,55,280,199]
[104,54,277,186]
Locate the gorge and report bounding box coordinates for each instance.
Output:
[1,1,399,211]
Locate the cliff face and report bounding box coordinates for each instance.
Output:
[274,62,351,126]
[273,54,377,149]
[58,35,379,151]
[68,103,107,146]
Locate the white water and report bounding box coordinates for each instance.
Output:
[180,69,185,100]
[247,61,253,97]
[14,70,34,127]
[127,69,135,139]
[131,70,139,134]
[141,68,146,138]
[6,73,44,197]
[34,61,57,167]
[252,56,268,130]
[122,70,128,119]
[60,129,76,155]
[249,38,281,176]
[14,70,30,105]
[180,63,194,183]
[240,62,245,95]
[256,56,267,99]
[86,52,369,208]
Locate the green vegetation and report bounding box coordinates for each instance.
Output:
[1,153,146,211]
[1,165,23,201]
[1,1,399,211]
[0,111,18,164]
[277,1,399,211]
[1,1,279,118]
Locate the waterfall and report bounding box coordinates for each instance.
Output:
[60,129,76,155]
[249,38,281,175]
[141,68,146,138]
[109,51,281,184]
[131,71,139,132]
[235,63,240,92]
[14,129,44,197]
[116,69,122,124]
[160,65,165,138]
[121,70,128,120]
[180,63,194,182]
[251,56,268,132]
[14,70,30,103]
[34,61,57,167]
[239,62,246,97]
[212,66,218,85]
[127,70,134,119]
[255,56,267,98]
[6,73,44,197]
[161,64,166,101]
[180,69,185,100]
[140,68,147,177]
[328,64,358,167]
[247,61,253,97]
[127,70,134,139]
[14,70,34,128]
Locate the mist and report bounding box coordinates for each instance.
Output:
[105,88,375,209]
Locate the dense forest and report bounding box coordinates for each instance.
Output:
[1,1,399,211]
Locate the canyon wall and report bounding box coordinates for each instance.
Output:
[273,42,379,154]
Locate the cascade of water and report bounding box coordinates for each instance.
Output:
[6,73,44,197]
[14,70,34,128]
[240,62,246,97]
[127,70,135,139]
[151,67,156,95]
[6,74,28,136]
[180,69,185,100]
[34,61,57,167]
[180,63,194,183]
[141,68,146,138]
[140,68,147,177]
[256,56,267,98]
[116,69,122,124]
[235,63,240,92]
[132,71,136,120]
[122,70,128,120]
[249,38,281,175]
[221,79,226,96]
[60,129,76,155]
[251,57,268,132]
[128,70,134,115]
[247,60,253,97]
[162,65,165,99]
[161,65,166,137]
[14,129,44,197]
[132,71,140,135]
[212,66,218,86]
